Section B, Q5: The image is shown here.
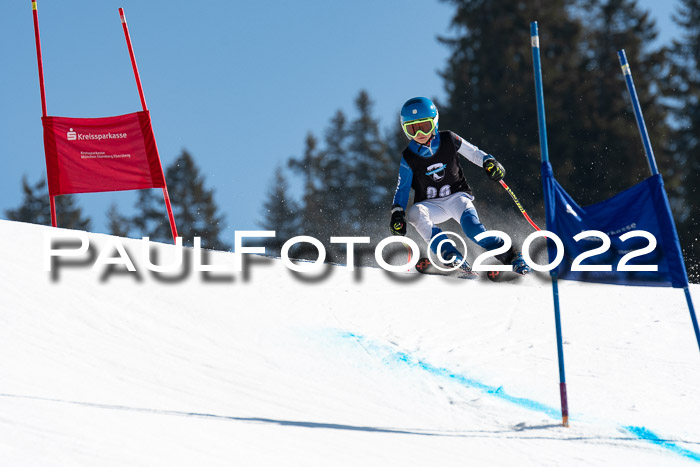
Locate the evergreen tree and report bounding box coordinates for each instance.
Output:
[131,150,230,250]
[259,166,301,255]
[107,203,132,237]
[437,0,673,227]
[437,0,584,227]
[288,114,350,243]
[5,176,91,230]
[345,91,395,235]
[130,188,172,243]
[666,0,700,273]
[317,111,352,237]
[265,90,400,262]
[5,176,48,225]
[571,0,674,203]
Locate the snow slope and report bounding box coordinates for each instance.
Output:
[0,219,698,466]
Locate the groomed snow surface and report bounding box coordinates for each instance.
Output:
[0,219,698,466]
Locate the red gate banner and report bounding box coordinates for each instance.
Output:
[42,111,166,196]
[32,3,177,242]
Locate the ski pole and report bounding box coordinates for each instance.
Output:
[499,180,542,231]
[402,242,413,272]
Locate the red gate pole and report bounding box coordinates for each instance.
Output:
[31,0,58,227]
[119,8,147,112]
[31,1,47,117]
[160,185,178,243]
[119,8,178,243]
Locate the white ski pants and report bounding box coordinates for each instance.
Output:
[406,192,475,242]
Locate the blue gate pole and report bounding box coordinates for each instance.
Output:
[617,50,658,175]
[532,21,569,426]
[618,50,700,354]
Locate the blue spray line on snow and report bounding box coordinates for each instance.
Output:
[339,331,561,419]
[336,331,700,463]
[624,426,700,462]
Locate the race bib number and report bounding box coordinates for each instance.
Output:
[426,185,452,199]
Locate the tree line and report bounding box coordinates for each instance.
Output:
[4,0,699,278]
[261,0,700,277]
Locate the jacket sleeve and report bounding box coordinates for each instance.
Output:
[451,131,494,167]
[391,157,413,210]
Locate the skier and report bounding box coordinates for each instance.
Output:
[389,97,531,276]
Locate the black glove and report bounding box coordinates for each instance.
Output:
[484,157,506,182]
[390,206,406,236]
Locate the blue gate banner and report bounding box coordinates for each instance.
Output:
[541,161,688,288]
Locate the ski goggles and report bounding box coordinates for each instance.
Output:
[402,117,436,138]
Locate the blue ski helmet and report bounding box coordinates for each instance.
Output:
[400,97,439,138]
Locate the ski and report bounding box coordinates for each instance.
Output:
[414,257,479,280]
[415,257,522,282]
[484,269,522,283]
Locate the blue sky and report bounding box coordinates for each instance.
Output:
[0,0,681,245]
